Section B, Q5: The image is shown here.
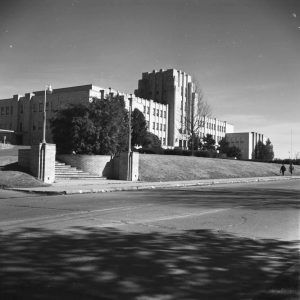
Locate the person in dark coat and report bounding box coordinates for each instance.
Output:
[289,163,294,175]
[280,164,286,176]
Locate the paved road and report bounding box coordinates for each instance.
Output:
[0,180,299,299]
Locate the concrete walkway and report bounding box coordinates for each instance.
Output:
[7,175,300,195]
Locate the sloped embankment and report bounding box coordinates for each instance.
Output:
[139,154,286,182]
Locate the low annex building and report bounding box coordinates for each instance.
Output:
[225,132,265,160]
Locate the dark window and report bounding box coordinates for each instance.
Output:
[1,107,4,115]
[164,111,166,118]
[6,107,9,115]
[156,109,159,117]
[39,103,43,112]
[153,108,155,116]
[152,122,155,130]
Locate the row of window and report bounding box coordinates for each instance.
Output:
[0,106,13,116]
[32,103,50,112]
[198,121,226,132]
[151,122,166,132]
[160,137,166,146]
[0,102,54,115]
[143,106,167,118]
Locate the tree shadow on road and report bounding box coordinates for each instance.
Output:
[0,227,298,300]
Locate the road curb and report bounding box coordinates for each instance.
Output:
[5,176,300,195]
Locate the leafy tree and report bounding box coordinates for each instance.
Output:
[141,132,163,154]
[254,140,265,160]
[254,139,274,161]
[218,138,230,154]
[188,135,202,151]
[131,108,147,147]
[203,134,216,151]
[264,138,274,161]
[50,95,129,155]
[218,137,241,159]
[227,145,242,159]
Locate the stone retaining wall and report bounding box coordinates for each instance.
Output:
[57,153,139,180]
[57,154,112,177]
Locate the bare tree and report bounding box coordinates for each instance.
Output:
[186,80,212,154]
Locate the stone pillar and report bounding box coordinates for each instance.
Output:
[119,152,139,181]
[131,151,139,181]
[31,143,56,183]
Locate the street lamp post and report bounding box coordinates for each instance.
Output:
[39,84,52,182]
[127,94,133,180]
[128,94,132,153]
[42,84,52,144]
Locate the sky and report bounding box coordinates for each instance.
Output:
[0,0,299,159]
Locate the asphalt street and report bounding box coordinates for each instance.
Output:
[0,180,299,299]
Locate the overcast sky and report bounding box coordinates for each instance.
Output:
[0,0,299,158]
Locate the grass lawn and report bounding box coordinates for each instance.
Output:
[0,145,49,188]
[139,154,293,182]
[0,170,50,188]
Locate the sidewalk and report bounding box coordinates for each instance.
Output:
[7,175,300,195]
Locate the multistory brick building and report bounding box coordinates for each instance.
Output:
[0,84,169,146]
[0,68,234,148]
[135,68,233,148]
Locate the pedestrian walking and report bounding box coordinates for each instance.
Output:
[280,164,286,176]
[289,163,294,175]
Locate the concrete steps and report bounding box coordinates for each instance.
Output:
[55,161,104,180]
